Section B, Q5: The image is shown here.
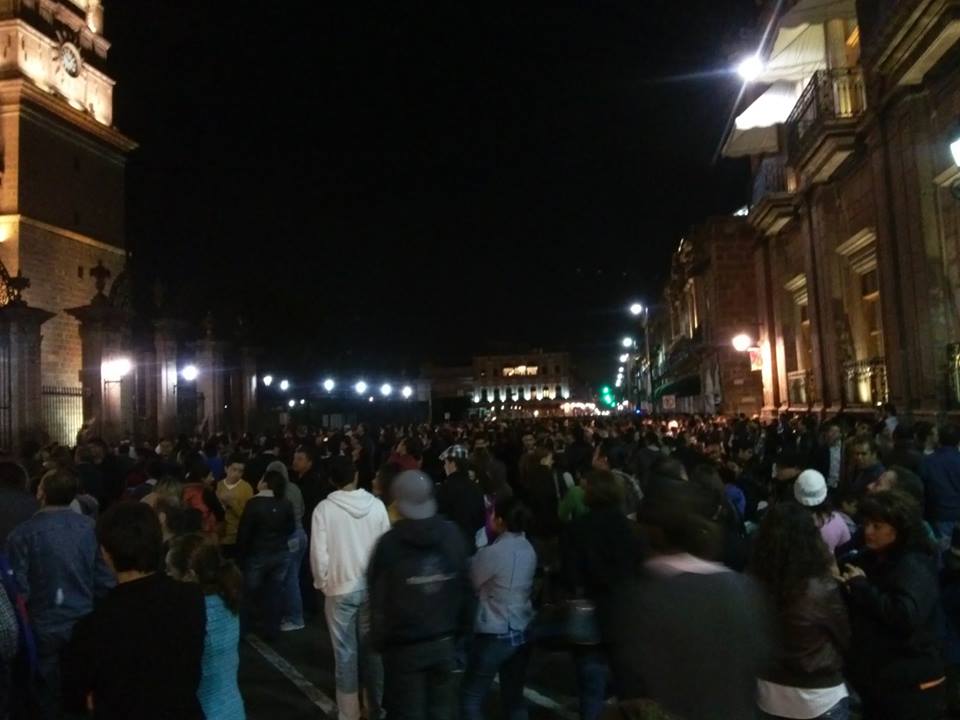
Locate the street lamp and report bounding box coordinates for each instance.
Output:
[380,383,393,397]
[287,399,296,409]
[101,357,132,382]
[322,378,336,392]
[180,364,199,382]
[401,385,414,399]
[621,336,635,349]
[299,399,306,406]
[262,374,274,387]
[355,381,368,395]
[279,379,290,392]
[732,333,753,352]
[629,302,644,317]
[619,353,629,363]
[737,55,764,82]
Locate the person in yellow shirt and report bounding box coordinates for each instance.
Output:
[216,457,253,559]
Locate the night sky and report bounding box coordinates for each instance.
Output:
[107,1,757,383]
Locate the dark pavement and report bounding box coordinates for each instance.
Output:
[240,615,581,719]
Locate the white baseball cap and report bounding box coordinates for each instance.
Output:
[794,469,827,507]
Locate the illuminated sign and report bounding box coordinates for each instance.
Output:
[502,365,538,377]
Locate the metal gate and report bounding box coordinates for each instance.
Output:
[42,386,83,447]
[0,338,10,451]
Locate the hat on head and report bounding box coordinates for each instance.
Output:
[392,470,437,520]
[439,445,470,461]
[794,469,827,507]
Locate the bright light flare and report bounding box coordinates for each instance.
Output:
[737,55,764,82]
[101,357,132,382]
[180,365,199,382]
[732,334,753,352]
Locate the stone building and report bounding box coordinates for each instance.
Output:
[722,0,960,420]
[0,0,259,450]
[649,217,765,416]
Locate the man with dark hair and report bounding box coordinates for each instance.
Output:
[0,461,37,545]
[311,455,390,720]
[62,502,206,720]
[436,445,485,555]
[850,434,885,497]
[593,439,642,520]
[921,423,960,548]
[6,469,113,718]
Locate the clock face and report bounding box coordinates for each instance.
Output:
[61,44,81,78]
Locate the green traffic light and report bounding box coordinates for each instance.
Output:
[601,386,611,394]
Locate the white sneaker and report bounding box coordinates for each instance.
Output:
[280,621,305,632]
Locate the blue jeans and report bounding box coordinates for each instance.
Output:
[242,552,287,640]
[282,528,308,626]
[324,590,383,720]
[459,634,531,720]
[573,647,609,720]
[759,696,850,720]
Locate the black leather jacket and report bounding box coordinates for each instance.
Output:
[760,576,850,689]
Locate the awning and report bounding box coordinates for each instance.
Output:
[780,0,858,29]
[722,81,800,158]
[654,374,702,400]
[759,23,827,83]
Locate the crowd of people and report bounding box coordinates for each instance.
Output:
[0,405,959,719]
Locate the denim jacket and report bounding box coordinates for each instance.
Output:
[470,531,536,635]
[6,507,114,646]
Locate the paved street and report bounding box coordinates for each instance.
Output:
[240,615,580,720]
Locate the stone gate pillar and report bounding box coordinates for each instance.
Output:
[154,319,184,441]
[0,273,54,452]
[67,262,134,444]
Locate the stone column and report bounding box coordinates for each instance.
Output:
[196,338,225,436]
[0,291,54,451]
[153,320,183,441]
[241,346,260,433]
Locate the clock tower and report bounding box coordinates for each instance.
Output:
[0,0,136,392]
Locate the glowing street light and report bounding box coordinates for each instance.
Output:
[262,374,274,387]
[618,366,625,374]
[737,55,764,82]
[402,385,414,399]
[101,357,132,382]
[180,364,199,382]
[279,379,290,392]
[619,353,629,363]
[322,378,336,392]
[622,336,635,349]
[629,302,644,316]
[732,333,753,353]
[355,381,368,395]
[381,383,393,397]
[287,399,296,408]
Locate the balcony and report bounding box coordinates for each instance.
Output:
[860,0,960,90]
[787,369,815,407]
[749,155,799,237]
[842,357,889,407]
[787,67,867,184]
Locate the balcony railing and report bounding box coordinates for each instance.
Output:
[842,357,888,407]
[751,156,789,206]
[787,369,814,407]
[787,67,867,159]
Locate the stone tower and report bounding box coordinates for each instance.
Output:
[0,0,135,390]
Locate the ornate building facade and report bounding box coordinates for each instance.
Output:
[716,0,960,420]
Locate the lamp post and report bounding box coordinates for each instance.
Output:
[629,303,654,412]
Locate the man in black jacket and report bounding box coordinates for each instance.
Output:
[367,470,471,720]
[435,445,485,555]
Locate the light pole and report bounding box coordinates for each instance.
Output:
[629,303,654,412]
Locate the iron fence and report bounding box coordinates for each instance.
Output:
[42,386,83,447]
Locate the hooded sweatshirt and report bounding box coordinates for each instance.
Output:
[310,488,390,597]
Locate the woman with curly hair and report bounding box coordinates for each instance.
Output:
[751,503,851,719]
[839,490,945,719]
[167,533,246,720]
